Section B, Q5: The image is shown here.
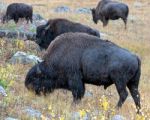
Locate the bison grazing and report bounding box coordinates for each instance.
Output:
[2,3,33,24]
[35,18,100,49]
[25,33,141,113]
[91,0,129,29]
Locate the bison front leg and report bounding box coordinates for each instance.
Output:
[102,17,108,27]
[68,73,85,103]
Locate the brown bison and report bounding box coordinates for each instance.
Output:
[35,18,100,49]
[25,32,141,113]
[91,0,129,29]
[2,3,33,24]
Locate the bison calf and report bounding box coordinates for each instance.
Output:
[91,0,129,29]
[35,18,100,49]
[2,3,33,24]
[25,32,141,113]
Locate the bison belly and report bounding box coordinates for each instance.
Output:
[81,47,138,86]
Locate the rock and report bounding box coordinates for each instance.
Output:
[100,32,107,38]
[134,2,143,8]
[7,31,18,38]
[34,19,47,26]
[54,6,71,13]
[33,13,44,21]
[112,115,126,120]
[0,30,6,38]
[24,107,42,119]
[71,111,90,120]
[8,51,43,65]
[5,117,18,120]
[75,8,91,14]
[0,85,7,97]
[25,32,36,40]
[0,2,7,11]
[128,15,137,23]
[84,91,93,97]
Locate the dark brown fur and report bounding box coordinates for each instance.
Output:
[35,18,100,49]
[2,3,33,24]
[25,33,141,113]
[91,0,129,29]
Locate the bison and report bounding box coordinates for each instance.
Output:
[35,18,100,49]
[25,32,141,113]
[91,0,129,29]
[2,3,33,24]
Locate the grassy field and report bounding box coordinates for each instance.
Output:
[0,0,150,119]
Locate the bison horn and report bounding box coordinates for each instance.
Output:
[45,24,50,30]
[37,66,41,74]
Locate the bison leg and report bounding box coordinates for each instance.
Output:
[68,73,85,102]
[113,77,128,108]
[26,17,29,24]
[102,17,108,27]
[127,83,141,114]
[122,18,127,29]
[14,17,18,24]
[30,17,33,23]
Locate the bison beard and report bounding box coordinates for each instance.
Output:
[25,32,141,113]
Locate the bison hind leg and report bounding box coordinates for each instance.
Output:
[127,83,141,114]
[121,16,128,29]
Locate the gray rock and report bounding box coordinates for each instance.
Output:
[84,91,93,97]
[0,2,7,11]
[112,115,126,120]
[75,8,91,14]
[128,15,137,23]
[24,107,42,118]
[33,13,44,21]
[54,6,71,13]
[134,2,143,8]
[25,32,36,40]
[5,117,18,120]
[0,30,6,38]
[71,111,90,120]
[100,32,107,38]
[8,51,42,65]
[7,31,18,38]
[0,85,7,97]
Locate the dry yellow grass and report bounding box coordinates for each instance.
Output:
[0,0,150,119]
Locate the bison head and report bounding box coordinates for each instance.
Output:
[91,8,98,24]
[2,15,11,23]
[25,62,55,95]
[35,24,54,49]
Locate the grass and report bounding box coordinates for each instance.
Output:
[0,0,150,119]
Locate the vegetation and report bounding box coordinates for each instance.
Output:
[0,0,150,119]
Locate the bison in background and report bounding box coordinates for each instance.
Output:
[35,18,100,49]
[91,0,129,29]
[2,3,33,24]
[25,32,141,113]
